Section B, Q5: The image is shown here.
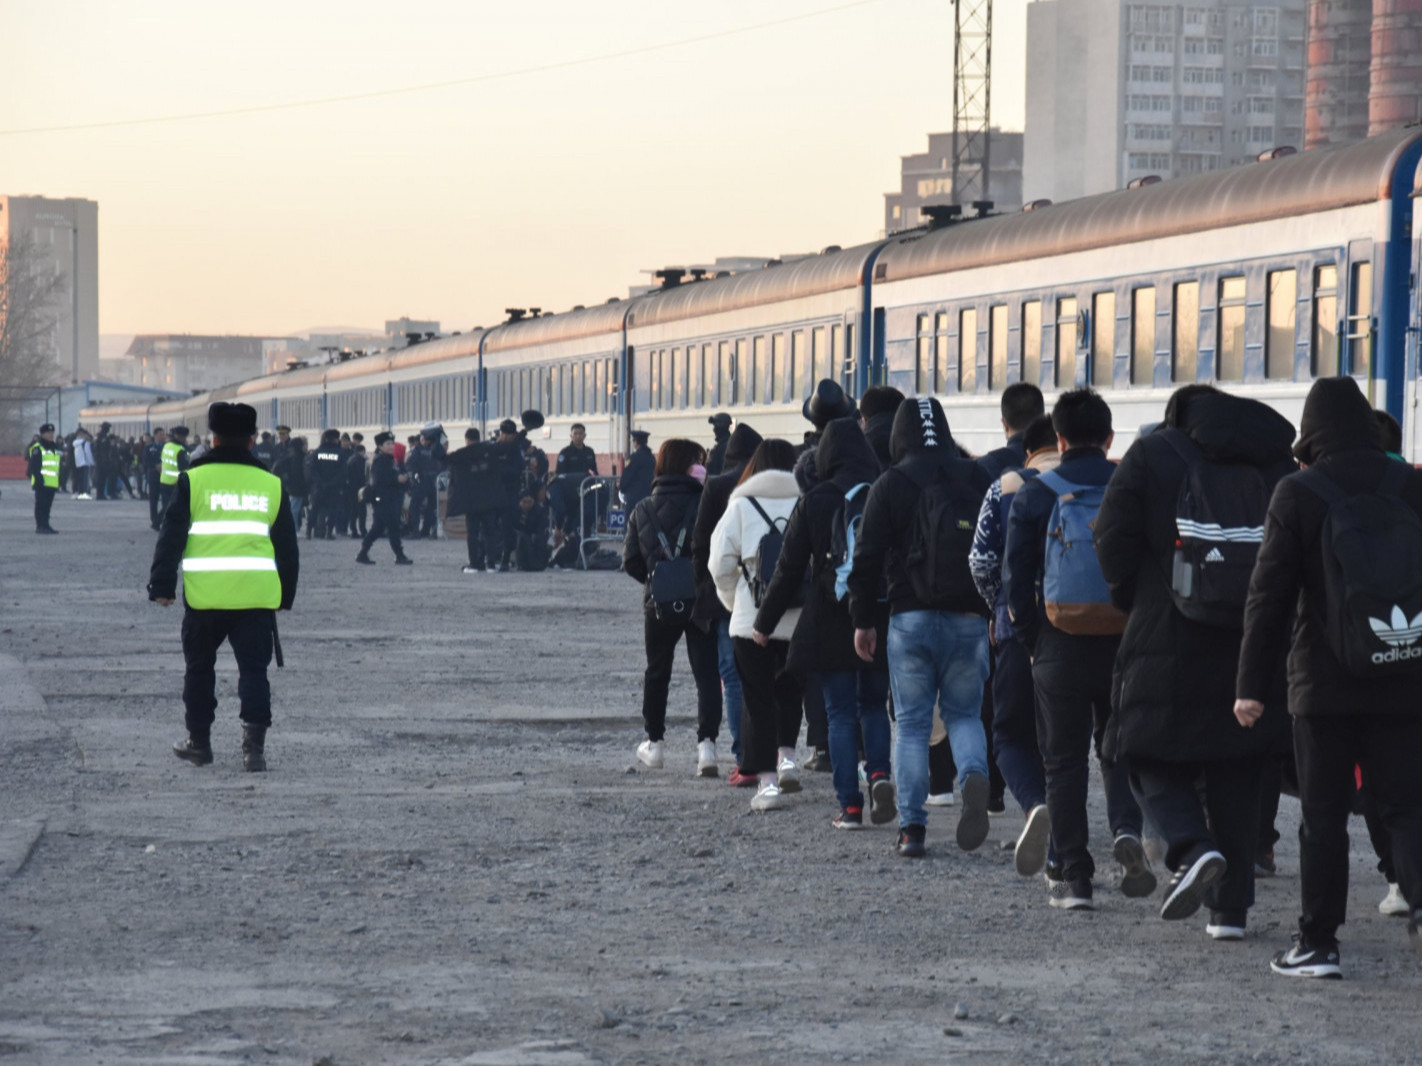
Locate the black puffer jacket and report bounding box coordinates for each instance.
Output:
[691,423,763,626]
[756,419,887,673]
[1238,376,1422,717]
[623,474,703,612]
[1096,388,1295,763]
[847,397,991,627]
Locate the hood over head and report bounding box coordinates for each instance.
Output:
[889,395,955,464]
[1163,384,1296,467]
[815,416,880,490]
[1293,376,1381,464]
[724,422,764,466]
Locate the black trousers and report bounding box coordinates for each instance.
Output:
[465,511,503,568]
[1133,756,1263,918]
[311,488,342,536]
[147,471,162,526]
[732,637,804,775]
[411,483,438,536]
[641,611,722,743]
[361,499,404,557]
[181,608,275,732]
[33,486,55,530]
[802,671,827,750]
[516,532,550,572]
[1295,714,1422,946]
[157,484,175,525]
[1033,630,1143,883]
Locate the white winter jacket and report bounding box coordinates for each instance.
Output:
[73,439,94,468]
[709,469,802,640]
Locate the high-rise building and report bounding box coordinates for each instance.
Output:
[884,130,1024,235]
[0,195,99,384]
[1024,0,1306,203]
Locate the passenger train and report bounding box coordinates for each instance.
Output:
[83,128,1422,464]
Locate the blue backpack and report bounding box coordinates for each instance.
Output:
[830,482,872,602]
[1037,470,1126,636]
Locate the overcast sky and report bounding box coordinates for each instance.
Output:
[1,0,1031,337]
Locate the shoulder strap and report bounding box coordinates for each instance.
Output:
[845,482,870,503]
[1158,428,1201,468]
[1299,467,1345,506]
[745,496,778,530]
[1036,469,1073,498]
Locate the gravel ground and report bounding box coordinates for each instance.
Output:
[2,482,1420,1066]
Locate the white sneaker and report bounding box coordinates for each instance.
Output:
[461,565,480,575]
[751,781,785,811]
[776,754,802,794]
[1380,882,1409,916]
[696,739,719,778]
[635,739,664,769]
[925,792,956,807]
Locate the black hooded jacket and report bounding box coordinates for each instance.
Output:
[691,423,764,626]
[1096,388,1295,763]
[862,411,895,470]
[1238,377,1422,718]
[623,474,704,612]
[148,447,300,610]
[847,397,992,628]
[756,418,888,673]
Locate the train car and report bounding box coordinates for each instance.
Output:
[384,332,481,445]
[870,127,1422,458]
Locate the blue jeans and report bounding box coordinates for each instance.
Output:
[716,617,743,761]
[821,669,891,811]
[288,496,306,530]
[887,610,990,829]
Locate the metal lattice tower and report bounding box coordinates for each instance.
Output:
[951,0,993,205]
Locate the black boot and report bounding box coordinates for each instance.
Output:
[394,554,414,565]
[172,733,213,766]
[242,726,267,772]
[355,551,374,565]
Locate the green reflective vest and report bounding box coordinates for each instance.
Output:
[160,442,184,485]
[32,443,60,488]
[181,464,282,611]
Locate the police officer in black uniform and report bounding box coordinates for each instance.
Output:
[309,428,346,539]
[620,429,654,513]
[356,432,413,565]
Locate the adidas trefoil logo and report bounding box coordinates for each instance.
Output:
[1368,605,1422,665]
[1204,547,1225,563]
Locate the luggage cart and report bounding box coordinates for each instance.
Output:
[576,475,623,570]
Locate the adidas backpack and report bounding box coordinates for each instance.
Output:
[828,482,872,602]
[903,466,982,608]
[1301,463,1422,677]
[1161,431,1272,628]
[1037,470,1126,636]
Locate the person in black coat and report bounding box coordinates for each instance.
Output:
[345,446,369,537]
[1236,376,1422,976]
[690,421,763,779]
[623,438,722,775]
[977,383,1046,482]
[619,429,654,513]
[1096,385,1295,936]
[705,413,732,476]
[857,386,903,470]
[755,418,893,828]
[356,433,411,565]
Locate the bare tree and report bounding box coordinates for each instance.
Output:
[0,235,67,449]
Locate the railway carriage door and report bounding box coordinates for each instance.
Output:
[1344,239,1376,400]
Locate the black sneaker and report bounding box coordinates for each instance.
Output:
[355,553,374,565]
[1206,910,1247,941]
[1014,804,1051,877]
[1270,936,1341,979]
[171,736,213,766]
[1114,833,1158,898]
[1161,849,1227,921]
[803,747,832,773]
[1049,877,1093,911]
[956,772,990,851]
[896,824,926,858]
[869,774,897,826]
[832,807,864,831]
[394,555,414,565]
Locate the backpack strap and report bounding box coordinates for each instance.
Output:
[1305,458,1411,506]
[845,482,870,503]
[1036,469,1072,498]
[744,495,783,531]
[655,501,696,560]
[1158,428,1201,468]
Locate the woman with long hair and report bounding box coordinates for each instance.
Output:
[709,439,805,811]
[622,438,724,775]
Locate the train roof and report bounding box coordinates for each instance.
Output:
[625,243,881,329]
[874,127,1422,284]
[483,301,634,355]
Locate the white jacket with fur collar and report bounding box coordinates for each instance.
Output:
[708,469,802,640]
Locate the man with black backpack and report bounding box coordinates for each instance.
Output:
[1002,388,1146,911]
[1236,376,1422,977]
[1096,385,1295,939]
[848,396,993,857]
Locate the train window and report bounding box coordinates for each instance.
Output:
[812,326,830,386]
[718,341,732,405]
[700,344,715,407]
[959,308,977,392]
[667,348,679,409]
[916,314,933,395]
[754,336,768,404]
[830,325,843,387]
[990,305,1009,390]
[1218,276,1246,381]
[1173,282,1199,382]
[1022,301,1042,387]
[934,312,950,391]
[792,331,807,400]
[650,350,662,409]
[1313,265,1339,376]
[1266,270,1297,380]
[771,334,786,403]
[583,361,593,412]
[1057,297,1075,389]
[1092,292,1116,387]
[1348,261,1372,378]
[658,350,670,409]
[844,324,855,390]
[1131,287,1156,386]
[737,339,751,405]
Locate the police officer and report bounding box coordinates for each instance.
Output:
[356,432,413,565]
[157,425,191,526]
[144,429,167,529]
[148,403,300,772]
[26,423,62,534]
[620,429,654,512]
[252,431,277,468]
[308,428,346,539]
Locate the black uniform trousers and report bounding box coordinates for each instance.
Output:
[156,484,175,526]
[147,471,162,527]
[33,486,55,530]
[641,611,722,743]
[361,497,404,557]
[1294,713,1422,947]
[310,487,342,537]
[732,637,805,776]
[1032,629,1143,884]
[181,608,275,733]
[465,510,503,569]
[1132,756,1264,919]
